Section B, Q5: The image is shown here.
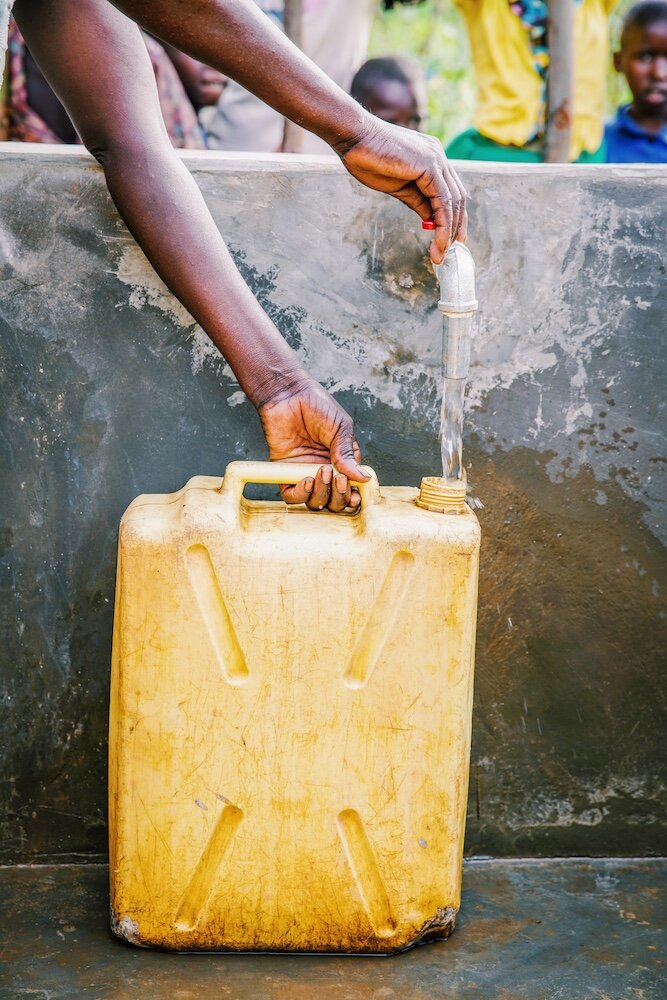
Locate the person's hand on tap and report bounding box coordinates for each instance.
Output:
[336,116,468,265]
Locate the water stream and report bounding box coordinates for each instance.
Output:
[439,376,466,482]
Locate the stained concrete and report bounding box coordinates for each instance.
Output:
[1,860,665,999]
[0,146,665,862]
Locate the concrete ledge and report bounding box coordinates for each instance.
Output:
[0,145,665,862]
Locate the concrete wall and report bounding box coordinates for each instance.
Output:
[1,145,665,862]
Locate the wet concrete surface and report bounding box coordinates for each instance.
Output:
[1,859,665,999]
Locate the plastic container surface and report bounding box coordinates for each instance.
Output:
[109,462,480,954]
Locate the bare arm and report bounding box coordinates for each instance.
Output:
[14,0,303,407]
[111,0,467,261]
[14,0,365,509]
[119,0,366,150]
[159,43,227,110]
[14,0,468,509]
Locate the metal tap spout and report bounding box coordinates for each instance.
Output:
[433,242,478,380]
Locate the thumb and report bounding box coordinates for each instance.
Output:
[331,424,370,483]
[391,182,433,220]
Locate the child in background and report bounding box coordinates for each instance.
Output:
[5,18,224,148]
[204,0,377,153]
[350,56,426,131]
[606,0,667,162]
[446,0,615,163]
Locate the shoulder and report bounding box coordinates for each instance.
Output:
[606,105,633,132]
[604,107,646,162]
[604,112,623,139]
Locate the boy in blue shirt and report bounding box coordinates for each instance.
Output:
[606,0,667,162]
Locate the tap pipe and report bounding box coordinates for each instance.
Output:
[440,313,474,381]
[422,223,478,380]
[436,243,477,379]
[434,242,478,317]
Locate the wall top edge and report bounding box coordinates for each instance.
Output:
[0,141,665,183]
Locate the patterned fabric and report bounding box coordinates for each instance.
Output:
[509,1,549,81]
[4,18,205,148]
[143,35,206,150]
[6,21,70,142]
[452,0,613,159]
[1,0,15,138]
[509,0,583,138]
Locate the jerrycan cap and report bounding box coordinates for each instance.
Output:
[416,472,467,514]
[421,218,436,230]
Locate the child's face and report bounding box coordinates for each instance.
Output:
[366,80,423,131]
[197,66,227,107]
[615,21,667,116]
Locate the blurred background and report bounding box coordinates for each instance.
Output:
[369,0,631,144]
[1,0,638,155]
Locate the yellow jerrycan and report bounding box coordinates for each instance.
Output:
[109,461,480,953]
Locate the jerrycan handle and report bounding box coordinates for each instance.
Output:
[218,461,382,514]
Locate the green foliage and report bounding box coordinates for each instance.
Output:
[370,0,635,146]
[369,0,474,144]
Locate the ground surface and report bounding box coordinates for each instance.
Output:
[1,859,665,999]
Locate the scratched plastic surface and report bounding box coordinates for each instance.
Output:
[108,461,480,953]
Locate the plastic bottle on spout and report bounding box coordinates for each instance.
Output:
[109,461,480,954]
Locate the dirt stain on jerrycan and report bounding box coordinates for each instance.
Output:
[108,461,480,954]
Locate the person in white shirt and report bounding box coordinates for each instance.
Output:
[204,0,377,154]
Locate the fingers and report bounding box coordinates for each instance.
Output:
[328,473,355,514]
[456,197,469,244]
[392,183,435,223]
[392,180,465,263]
[262,378,367,512]
[427,193,453,266]
[440,157,467,247]
[304,466,360,512]
[446,172,461,251]
[306,464,334,511]
[450,168,468,244]
[413,137,454,263]
[427,168,467,263]
[331,421,371,483]
[280,476,314,505]
[407,137,466,264]
[281,466,361,512]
